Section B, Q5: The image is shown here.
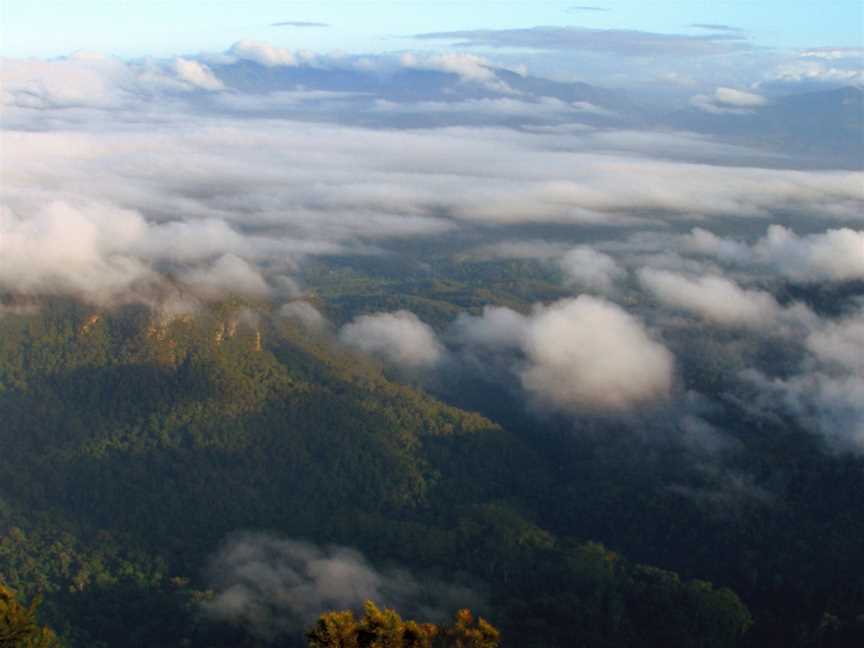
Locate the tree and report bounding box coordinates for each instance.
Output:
[0,582,61,648]
[444,609,500,648]
[306,602,497,648]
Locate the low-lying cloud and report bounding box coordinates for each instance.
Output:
[638,269,782,328]
[684,226,864,281]
[690,87,767,114]
[458,297,675,412]
[279,301,328,331]
[520,297,675,411]
[339,311,444,369]
[203,533,483,638]
[559,246,627,293]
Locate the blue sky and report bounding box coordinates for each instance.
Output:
[2,0,861,59]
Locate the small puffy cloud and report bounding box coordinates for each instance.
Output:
[339,310,444,368]
[0,202,152,298]
[681,226,864,282]
[806,312,864,375]
[459,298,674,412]
[1,56,127,109]
[713,87,766,107]
[228,40,299,67]
[454,306,530,350]
[0,201,282,303]
[744,311,864,451]
[754,225,864,282]
[131,218,251,264]
[398,52,513,92]
[520,297,674,411]
[0,54,224,111]
[173,58,224,90]
[768,60,864,85]
[691,87,766,114]
[638,269,781,328]
[799,47,864,60]
[682,227,751,263]
[400,52,496,83]
[559,246,626,293]
[279,301,327,330]
[462,242,626,293]
[180,254,270,299]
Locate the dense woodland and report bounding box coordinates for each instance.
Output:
[0,258,862,646]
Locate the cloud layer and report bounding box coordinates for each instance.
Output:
[1,41,861,451]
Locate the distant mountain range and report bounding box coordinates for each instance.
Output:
[206,60,861,165]
[668,85,863,166]
[208,60,642,127]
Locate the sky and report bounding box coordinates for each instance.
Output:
[1,0,861,60]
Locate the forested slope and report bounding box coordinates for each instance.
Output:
[0,300,758,647]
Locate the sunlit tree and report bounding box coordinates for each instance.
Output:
[0,582,60,648]
[306,601,497,648]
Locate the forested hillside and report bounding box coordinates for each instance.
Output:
[0,298,763,647]
[0,295,860,647]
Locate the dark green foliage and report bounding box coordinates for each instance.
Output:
[0,581,60,647]
[0,298,858,647]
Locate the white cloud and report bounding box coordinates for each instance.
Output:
[0,54,225,113]
[806,312,864,375]
[683,225,864,281]
[744,310,864,451]
[682,227,751,263]
[520,297,674,411]
[173,58,224,91]
[559,246,627,293]
[339,310,444,369]
[638,269,781,328]
[400,52,496,83]
[1,56,128,109]
[399,52,513,92]
[753,225,864,281]
[799,48,864,61]
[769,60,864,85]
[180,254,270,299]
[227,40,299,67]
[459,298,674,412]
[454,306,529,350]
[279,301,327,330]
[3,50,863,307]
[713,87,767,107]
[0,202,152,299]
[690,87,766,114]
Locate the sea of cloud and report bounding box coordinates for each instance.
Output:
[1,42,862,450]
